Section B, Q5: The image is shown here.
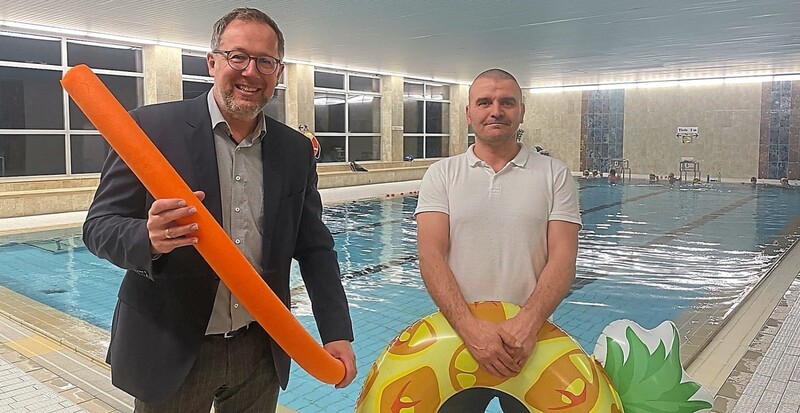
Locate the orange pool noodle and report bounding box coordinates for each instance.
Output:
[62,64,345,385]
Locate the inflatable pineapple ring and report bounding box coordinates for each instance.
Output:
[356,301,714,413]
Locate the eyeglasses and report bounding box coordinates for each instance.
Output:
[212,49,282,75]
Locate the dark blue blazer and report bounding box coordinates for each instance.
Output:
[83,93,353,404]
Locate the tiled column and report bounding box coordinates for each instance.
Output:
[449,84,469,156]
[380,75,404,162]
[142,45,182,105]
[285,63,315,131]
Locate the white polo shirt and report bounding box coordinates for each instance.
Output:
[415,144,581,305]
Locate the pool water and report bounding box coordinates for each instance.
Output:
[0,180,798,412]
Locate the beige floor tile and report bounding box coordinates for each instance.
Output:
[28,366,59,383]
[12,357,42,372]
[78,398,115,413]
[5,335,63,358]
[43,376,77,392]
[60,387,96,404]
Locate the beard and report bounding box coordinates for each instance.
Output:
[217,88,269,120]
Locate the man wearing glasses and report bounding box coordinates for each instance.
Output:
[83,8,356,412]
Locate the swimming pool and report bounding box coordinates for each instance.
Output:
[0,180,798,412]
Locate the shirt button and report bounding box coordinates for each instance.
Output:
[233,303,239,309]
[235,239,241,244]
[235,175,242,181]
[234,207,241,213]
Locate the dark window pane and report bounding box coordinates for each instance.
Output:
[426,84,449,100]
[348,95,380,133]
[182,54,209,76]
[70,134,109,174]
[0,67,64,129]
[182,81,212,100]
[426,136,450,158]
[67,42,142,72]
[315,72,344,89]
[349,136,380,161]
[403,136,423,159]
[0,134,65,177]
[317,136,346,163]
[0,33,61,65]
[403,83,424,99]
[70,75,141,130]
[264,89,286,123]
[314,92,345,132]
[350,76,379,93]
[425,102,449,134]
[468,134,475,147]
[403,100,423,133]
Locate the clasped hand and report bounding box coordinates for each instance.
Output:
[460,317,537,378]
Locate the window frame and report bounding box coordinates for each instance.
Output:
[0,31,144,178]
[313,69,382,163]
[403,80,451,159]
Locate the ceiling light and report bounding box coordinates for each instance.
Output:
[563,85,599,91]
[723,76,773,84]
[530,87,564,93]
[599,83,637,90]
[636,81,680,89]
[679,78,724,87]
[773,74,800,81]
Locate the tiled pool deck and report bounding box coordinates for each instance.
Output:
[0,180,799,412]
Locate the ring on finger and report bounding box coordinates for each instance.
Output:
[164,228,173,239]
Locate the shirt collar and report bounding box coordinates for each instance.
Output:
[467,142,531,168]
[207,88,266,142]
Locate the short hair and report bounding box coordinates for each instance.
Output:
[470,68,523,100]
[211,8,285,59]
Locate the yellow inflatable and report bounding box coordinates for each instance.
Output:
[356,301,713,413]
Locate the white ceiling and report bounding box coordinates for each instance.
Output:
[3,0,800,87]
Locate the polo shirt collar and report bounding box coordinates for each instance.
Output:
[467,142,531,168]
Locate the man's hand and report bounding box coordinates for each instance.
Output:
[498,315,539,369]
[147,191,205,254]
[458,319,521,378]
[324,340,357,388]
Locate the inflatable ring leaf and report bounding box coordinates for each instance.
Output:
[595,320,714,413]
[357,301,713,412]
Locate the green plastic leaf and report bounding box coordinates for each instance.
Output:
[602,324,712,413]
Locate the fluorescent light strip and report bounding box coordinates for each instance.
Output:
[69,39,139,50]
[563,85,599,91]
[599,83,637,90]
[774,74,800,81]
[530,87,564,94]
[724,76,773,84]
[0,29,59,41]
[679,78,724,86]
[528,74,798,92]
[636,81,680,89]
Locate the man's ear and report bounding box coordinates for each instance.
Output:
[206,52,216,76]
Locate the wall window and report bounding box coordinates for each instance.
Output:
[0,31,143,178]
[182,53,286,123]
[403,81,450,159]
[67,41,142,72]
[0,135,66,177]
[314,70,381,163]
[0,67,64,129]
